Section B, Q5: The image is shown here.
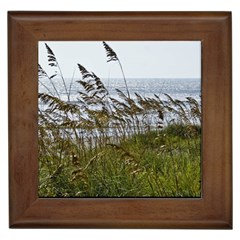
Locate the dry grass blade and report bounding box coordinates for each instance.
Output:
[103,41,118,62]
[45,43,57,67]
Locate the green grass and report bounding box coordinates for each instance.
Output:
[38,124,201,197]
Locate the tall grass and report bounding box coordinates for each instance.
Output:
[38,42,201,197]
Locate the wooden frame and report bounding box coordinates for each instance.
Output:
[8,11,232,229]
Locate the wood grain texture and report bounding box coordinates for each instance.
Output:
[8,11,232,229]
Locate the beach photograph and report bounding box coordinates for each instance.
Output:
[38,41,202,197]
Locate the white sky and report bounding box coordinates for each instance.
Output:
[38,41,201,79]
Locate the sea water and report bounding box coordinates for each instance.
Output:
[38,77,201,103]
[38,77,201,138]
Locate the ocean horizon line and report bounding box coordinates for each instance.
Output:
[60,77,201,80]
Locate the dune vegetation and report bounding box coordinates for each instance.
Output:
[38,42,201,197]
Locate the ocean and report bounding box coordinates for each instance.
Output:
[38,78,201,103]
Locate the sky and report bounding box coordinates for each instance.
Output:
[38,41,201,79]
